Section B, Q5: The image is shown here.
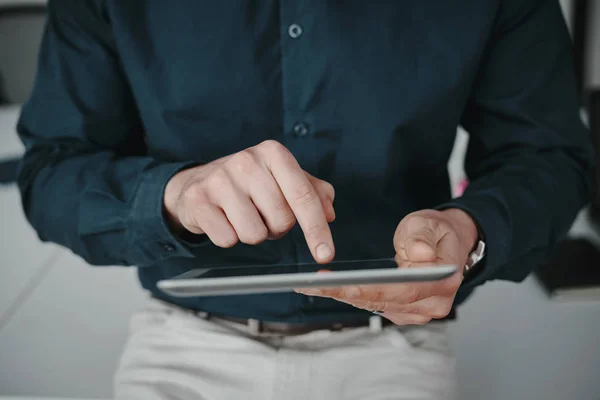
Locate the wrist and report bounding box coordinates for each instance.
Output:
[441,208,479,253]
[164,167,196,232]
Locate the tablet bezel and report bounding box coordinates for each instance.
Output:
[157,264,457,297]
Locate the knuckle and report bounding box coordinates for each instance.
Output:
[239,226,269,245]
[275,198,291,211]
[413,226,434,240]
[427,216,441,230]
[304,222,326,239]
[258,139,286,155]
[206,170,231,190]
[404,212,423,224]
[189,203,212,224]
[182,182,208,204]
[181,219,202,234]
[214,235,238,249]
[229,150,258,172]
[293,183,318,206]
[270,214,296,236]
[272,199,293,215]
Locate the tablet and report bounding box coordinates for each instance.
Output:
[156,258,457,297]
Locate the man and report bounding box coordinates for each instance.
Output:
[17,0,592,399]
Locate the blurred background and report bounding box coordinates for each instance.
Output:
[0,0,599,399]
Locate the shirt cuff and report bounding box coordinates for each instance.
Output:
[129,161,209,266]
[435,191,511,290]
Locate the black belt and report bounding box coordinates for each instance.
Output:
[201,313,396,335]
[154,296,454,335]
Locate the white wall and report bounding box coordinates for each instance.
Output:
[559,0,600,87]
[559,0,574,31]
[589,1,600,87]
[0,0,45,6]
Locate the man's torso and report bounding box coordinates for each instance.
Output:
[98,0,499,321]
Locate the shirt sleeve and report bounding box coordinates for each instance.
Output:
[17,0,207,267]
[437,0,595,292]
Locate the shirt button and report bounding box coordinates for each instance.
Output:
[162,243,176,252]
[308,296,315,304]
[288,24,303,39]
[293,122,309,137]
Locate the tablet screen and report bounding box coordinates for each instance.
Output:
[171,258,399,280]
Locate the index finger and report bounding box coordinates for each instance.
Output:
[267,151,334,263]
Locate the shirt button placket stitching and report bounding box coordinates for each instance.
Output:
[286,12,314,312]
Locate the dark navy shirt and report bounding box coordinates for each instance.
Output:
[17,0,593,323]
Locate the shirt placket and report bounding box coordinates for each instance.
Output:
[279,1,321,310]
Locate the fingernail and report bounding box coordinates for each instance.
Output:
[316,243,332,261]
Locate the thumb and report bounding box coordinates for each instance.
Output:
[404,226,438,262]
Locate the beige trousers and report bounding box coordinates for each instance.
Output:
[114,298,457,400]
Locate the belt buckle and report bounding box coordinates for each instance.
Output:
[330,323,344,331]
[247,318,262,335]
[369,316,383,333]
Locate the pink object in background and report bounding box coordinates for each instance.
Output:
[454,178,469,197]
